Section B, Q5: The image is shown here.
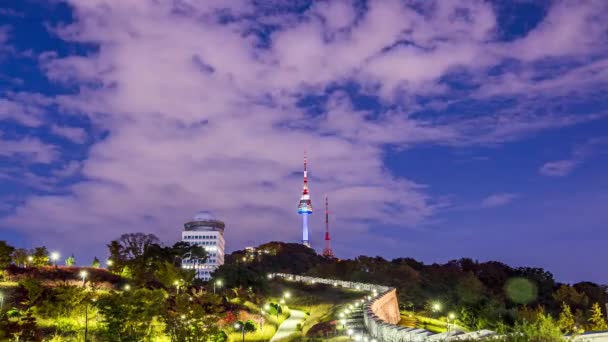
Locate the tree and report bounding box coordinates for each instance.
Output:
[96,288,164,341]
[557,302,576,333]
[31,247,49,267]
[588,302,608,331]
[65,254,75,266]
[20,278,45,307]
[0,241,15,268]
[554,285,589,311]
[234,320,256,342]
[154,261,195,290]
[161,292,222,342]
[91,256,101,268]
[11,248,28,268]
[268,302,283,319]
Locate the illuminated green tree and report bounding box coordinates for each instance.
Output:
[588,302,608,331]
[96,288,165,341]
[31,247,49,267]
[91,256,101,268]
[65,254,75,266]
[557,302,575,333]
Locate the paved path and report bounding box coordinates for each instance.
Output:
[270,309,306,341]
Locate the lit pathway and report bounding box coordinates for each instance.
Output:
[270,309,306,341]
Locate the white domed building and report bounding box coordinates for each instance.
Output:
[181,211,225,280]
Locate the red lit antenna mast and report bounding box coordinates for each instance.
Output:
[322,195,335,258]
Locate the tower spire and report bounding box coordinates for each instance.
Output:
[322,195,335,258]
[298,152,313,247]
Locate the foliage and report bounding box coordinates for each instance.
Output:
[20,278,45,307]
[154,261,195,290]
[161,292,224,342]
[31,247,50,267]
[96,288,165,342]
[11,248,28,268]
[557,302,575,333]
[91,256,101,268]
[106,233,206,287]
[588,302,608,331]
[65,254,75,267]
[0,241,15,268]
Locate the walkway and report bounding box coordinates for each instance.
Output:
[270,309,306,341]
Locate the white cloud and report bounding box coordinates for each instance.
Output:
[2,0,607,257]
[481,193,519,208]
[51,124,87,144]
[0,136,58,163]
[539,159,579,177]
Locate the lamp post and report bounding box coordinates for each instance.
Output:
[0,292,4,311]
[106,259,113,268]
[50,252,60,267]
[174,280,182,294]
[259,309,266,330]
[80,270,88,287]
[234,322,246,342]
[27,256,33,268]
[447,313,456,332]
[214,279,222,295]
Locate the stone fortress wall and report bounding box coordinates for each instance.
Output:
[272,273,608,341]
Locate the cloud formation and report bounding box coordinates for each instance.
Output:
[1,0,608,261]
[481,193,519,208]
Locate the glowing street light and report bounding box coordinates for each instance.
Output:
[106,259,113,268]
[347,329,353,336]
[79,270,88,287]
[264,304,270,311]
[26,256,33,267]
[447,312,456,332]
[214,279,223,295]
[50,252,60,266]
[280,299,285,304]
[283,291,291,299]
[432,302,442,312]
[124,284,131,291]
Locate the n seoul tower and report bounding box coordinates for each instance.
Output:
[297,153,313,247]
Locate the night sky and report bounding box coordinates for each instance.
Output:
[1,0,607,284]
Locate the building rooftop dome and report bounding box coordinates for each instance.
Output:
[193,211,215,221]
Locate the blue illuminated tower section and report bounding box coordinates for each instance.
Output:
[298,154,313,247]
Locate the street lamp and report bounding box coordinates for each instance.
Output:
[432,302,442,312]
[447,312,456,332]
[80,270,88,287]
[27,256,33,267]
[0,292,4,311]
[50,252,60,267]
[106,259,113,268]
[124,284,131,291]
[283,291,291,299]
[214,279,222,295]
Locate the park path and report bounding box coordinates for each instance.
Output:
[270,309,306,341]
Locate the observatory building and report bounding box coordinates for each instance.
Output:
[181,211,225,280]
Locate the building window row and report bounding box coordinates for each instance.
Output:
[185,235,217,240]
[197,241,217,246]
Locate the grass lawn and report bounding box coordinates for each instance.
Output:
[399,310,467,334]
